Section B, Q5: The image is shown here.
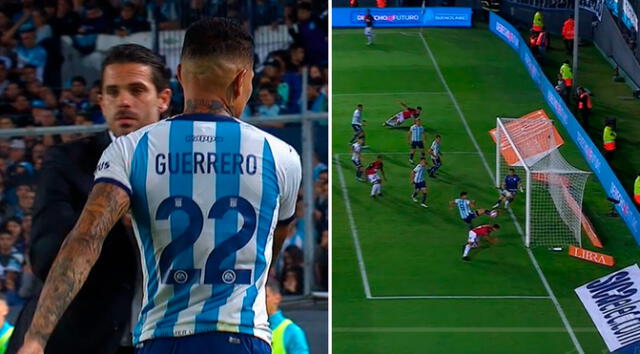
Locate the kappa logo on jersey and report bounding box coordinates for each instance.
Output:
[96,161,110,171]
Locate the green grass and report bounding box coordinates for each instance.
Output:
[332,26,639,354]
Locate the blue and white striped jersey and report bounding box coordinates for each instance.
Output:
[352,109,362,126]
[430,140,441,157]
[94,113,302,345]
[410,124,424,142]
[454,198,473,219]
[413,164,426,183]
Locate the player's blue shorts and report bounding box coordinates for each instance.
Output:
[414,181,426,189]
[463,211,479,224]
[411,141,424,149]
[431,157,441,166]
[352,124,363,133]
[135,331,271,354]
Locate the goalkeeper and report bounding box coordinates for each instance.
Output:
[492,168,523,209]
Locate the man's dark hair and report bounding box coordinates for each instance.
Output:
[492,224,500,229]
[266,277,281,295]
[297,1,312,11]
[71,76,86,86]
[101,44,169,93]
[357,104,363,108]
[181,18,254,65]
[460,191,467,197]
[24,64,36,70]
[435,134,441,138]
[417,106,423,110]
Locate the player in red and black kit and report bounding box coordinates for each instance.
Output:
[364,9,375,45]
[365,155,386,198]
[462,224,500,261]
[384,101,422,127]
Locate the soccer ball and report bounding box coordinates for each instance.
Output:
[489,209,499,218]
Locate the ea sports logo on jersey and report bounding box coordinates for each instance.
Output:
[222,269,237,284]
[173,270,189,284]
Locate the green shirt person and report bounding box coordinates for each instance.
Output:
[0,295,14,354]
[533,11,544,31]
[634,174,640,205]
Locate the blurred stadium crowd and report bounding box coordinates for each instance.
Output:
[0,0,327,323]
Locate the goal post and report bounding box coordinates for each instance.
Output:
[493,116,591,248]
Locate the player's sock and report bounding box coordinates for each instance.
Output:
[463,244,471,257]
[370,184,376,196]
[492,199,501,209]
[409,153,414,162]
[421,193,426,204]
[505,200,511,209]
[356,170,362,179]
[411,191,417,198]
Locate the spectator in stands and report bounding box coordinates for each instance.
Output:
[288,1,327,67]
[113,2,151,37]
[256,86,282,117]
[31,8,52,45]
[77,5,111,36]
[314,228,327,291]
[266,279,310,354]
[0,62,8,95]
[562,15,575,55]
[262,58,290,107]
[149,0,181,30]
[577,86,592,127]
[307,84,327,112]
[4,217,25,253]
[0,230,22,294]
[281,245,304,295]
[48,0,81,36]
[0,117,13,130]
[14,29,47,82]
[0,293,13,352]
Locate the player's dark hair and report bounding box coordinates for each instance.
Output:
[266,277,281,295]
[460,192,467,197]
[357,104,363,108]
[181,17,254,66]
[377,154,383,159]
[435,135,441,138]
[492,224,500,229]
[509,168,515,172]
[417,106,423,110]
[101,44,169,93]
[297,2,312,11]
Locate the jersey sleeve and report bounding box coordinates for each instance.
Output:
[284,323,310,354]
[272,140,302,225]
[94,137,133,196]
[413,165,420,173]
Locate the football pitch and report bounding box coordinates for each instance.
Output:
[332,26,639,353]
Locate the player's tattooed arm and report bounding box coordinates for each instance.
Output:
[24,183,130,348]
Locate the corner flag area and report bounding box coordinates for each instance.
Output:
[332,26,640,353]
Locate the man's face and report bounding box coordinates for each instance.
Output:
[0,118,13,129]
[4,84,20,100]
[121,6,135,20]
[20,31,37,49]
[297,8,311,21]
[100,63,169,136]
[71,80,86,97]
[509,170,515,176]
[13,96,30,111]
[19,191,35,210]
[291,48,304,63]
[32,143,45,160]
[0,234,12,251]
[258,89,274,106]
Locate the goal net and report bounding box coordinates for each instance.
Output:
[491,113,591,248]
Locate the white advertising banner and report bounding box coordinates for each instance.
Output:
[575,264,640,352]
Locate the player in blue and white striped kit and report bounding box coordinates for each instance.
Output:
[428,135,442,178]
[411,158,428,208]
[352,137,364,181]
[408,119,426,165]
[19,18,301,354]
[349,104,366,146]
[450,192,492,229]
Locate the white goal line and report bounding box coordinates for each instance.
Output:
[370,295,550,300]
[334,151,479,156]
[333,91,447,97]
[333,327,599,333]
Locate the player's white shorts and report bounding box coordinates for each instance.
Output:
[367,173,380,184]
[394,112,405,124]
[500,189,514,198]
[364,27,373,36]
[468,231,478,243]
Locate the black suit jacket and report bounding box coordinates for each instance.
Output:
[8,132,138,354]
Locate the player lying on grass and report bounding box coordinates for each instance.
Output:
[408,119,426,165]
[462,224,500,261]
[492,168,523,209]
[366,155,386,198]
[351,137,365,181]
[410,158,429,208]
[427,135,442,178]
[450,192,498,229]
[383,101,422,127]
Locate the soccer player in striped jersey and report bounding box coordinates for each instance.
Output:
[366,155,386,198]
[383,101,422,127]
[428,135,442,178]
[349,104,366,146]
[492,168,522,209]
[364,9,375,45]
[411,158,428,208]
[462,224,500,261]
[449,192,492,229]
[20,18,301,354]
[408,119,426,165]
[352,137,364,181]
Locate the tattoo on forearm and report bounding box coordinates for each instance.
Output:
[184,99,234,116]
[26,184,130,346]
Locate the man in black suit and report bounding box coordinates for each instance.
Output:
[8,44,172,354]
